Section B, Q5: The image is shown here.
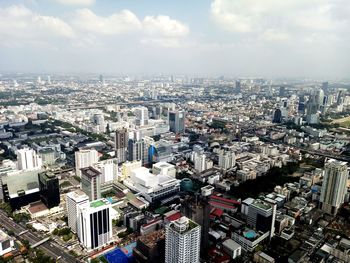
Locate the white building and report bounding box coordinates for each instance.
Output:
[222,239,242,259]
[320,159,349,216]
[16,148,42,171]
[135,107,149,126]
[218,150,236,170]
[0,230,14,256]
[75,149,99,177]
[77,199,113,251]
[123,167,180,202]
[92,158,118,184]
[152,162,176,178]
[66,190,89,233]
[165,216,201,263]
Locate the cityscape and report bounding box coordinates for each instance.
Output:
[1,1,350,263]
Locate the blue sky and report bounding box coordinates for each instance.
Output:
[0,0,349,78]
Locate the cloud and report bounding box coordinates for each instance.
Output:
[210,0,347,42]
[0,5,75,44]
[143,15,189,37]
[262,29,290,42]
[72,8,142,35]
[56,0,95,6]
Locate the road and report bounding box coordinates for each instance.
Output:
[0,210,79,263]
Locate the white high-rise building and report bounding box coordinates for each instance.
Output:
[16,148,42,171]
[135,107,149,126]
[92,158,118,184]
[320,159,349,216]
[66,190,89,233]
[75,149,99,177]
[193,152,210,173]
[218,150,236,170]
[77,199,113,251]
[165,216,201,263]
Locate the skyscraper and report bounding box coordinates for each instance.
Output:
[168,110,185,133]
[75,149,99,177]
[135,107,149,126]
[115,128,128,164]
[235,80,241,93]
[272,108,282,123]
[77,198,112,250]
[38,171,60,209]
[81,166,101,201]
[66,190,89,233]
[320,159,349,216]
[165,216,201,263]
[128,138,146,163]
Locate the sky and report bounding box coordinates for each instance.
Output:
[0,0,349,78]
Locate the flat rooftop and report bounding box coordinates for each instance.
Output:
[2,170,42,196]
[81,166,101,178]
[90,199,108,208]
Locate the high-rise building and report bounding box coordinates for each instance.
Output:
[218,150,236,170]
[235,80,241,92]
[320,159,349,216]
[181,189,211,253]
[165,216,201,263]
[279,86,286,97]
[38,171,60,209]
[81,166,101,201]
[75,149,99,177]
[77,198,112,250]
[93,113,106,133]
[135,107,149,126]
[128,138,146,163]
[168,110,185,133]
[247,199,277,239]
[272,108,282,123]
[115,128,128,164]
[92,158,118,184]
[66,190,89,233]
[16,148,42,171]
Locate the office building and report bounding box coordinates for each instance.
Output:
[123,167,180,203]
[168,110,185,133]
[135,107,149,126]
[272,109,282,123]
[247,199,277,239]
[16,148,42,171]
[222,239,242,259]
[75,149,99,177]
[320,159,349,216]
[38,171,60,209]
[81,166,101,201]
[128,138,147,164]
[115,128,128,164]
[77,199,112,250]
[165,216,201,263]
[66,190,89,233]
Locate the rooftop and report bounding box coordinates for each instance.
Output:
[90,199,109,208]
[81,166,101,178]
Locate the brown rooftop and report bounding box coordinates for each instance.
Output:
[138,229,165,249]
[80,166,101,178]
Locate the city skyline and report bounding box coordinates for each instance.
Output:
[1,0,350,78]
